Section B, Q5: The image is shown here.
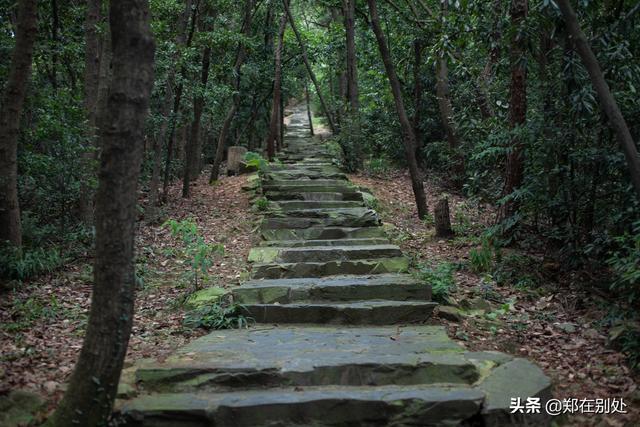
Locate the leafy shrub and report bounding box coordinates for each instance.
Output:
[164,218,224,290]
[607,221,640,303]
[184,300,252,330]
[254,197,269,211]
[0,245,65,280]
[243,151,269,172]
[469,237,495,274]
[418,262,457,303]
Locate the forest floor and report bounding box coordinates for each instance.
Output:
[0,171,257,421]
[350,169,640,427]
[1,162,638,425]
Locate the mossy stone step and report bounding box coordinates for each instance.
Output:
[130,327,477,392]
[269,200,362,210]
[261,226,386,241]
[259,237,389,247]
[260,215,379,230]
[248,244,402,264]
[118,386,486,426]
[264,170,348,180]
[233,274,429,304]
[250,257,409,279]
[264,179,350,187]
[262,183,355,193]
[264,191,364,201]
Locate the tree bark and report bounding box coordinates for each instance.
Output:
[283,0,337,134]
[46,0,155,425]
[162,0,199,199]
[343,0,362,169]
[367,0,428,219]
[557,0,640,198]
[476,0,502,119]
[183,43,212,197]
[266,10,287,160]
[498,0,528,221]
[0,0,38,248]
[305,81,314,136]
[210,0,255,182]
[147,0,192,217]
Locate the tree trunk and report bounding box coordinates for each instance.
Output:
[367,0,428,219]
[498,0,528,221]
[210,0,255,182]
[0,0,38,248]
[343,0,362,169]
[183,45,211,198]
[162,0,199,200]
[306,81,314,136]
[557,0,640,198]
[283,0,336,134]
[435,197,454,238]
[476,0,502,119]
[46,0,155,425]
[266,11,287,160]
[79,0,102,223]
[412,39,423,147]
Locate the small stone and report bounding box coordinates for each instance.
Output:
[437,306,463,322]
[43,381,58,394]
[460,296,491,312]
[555,322,577,334]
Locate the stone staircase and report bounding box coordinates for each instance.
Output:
[116,106,552,426]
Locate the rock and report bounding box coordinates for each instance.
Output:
[554,322,577,334]
[43,380,58,393]
[460,296,492,313]
[437,306,463,322]
[184,287,227,309]
[227,146,247,175]
[0,390,44,427]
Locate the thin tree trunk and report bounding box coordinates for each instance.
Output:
[183,45,212,197]
[163,0,199,200]
[210,0,255,182]
[476,0,502,119]
[46,0,155,425]
[557,0,640,198]
[367,0,428,219]
[283,0,336,134]
[0,0,38,248]
[412,39,423,146]
[147,0,192,216]
[498,0,528,221]
[306,81,314,136]
[266,10,287,160]
[343,0,362,168]
[79,0,102,224]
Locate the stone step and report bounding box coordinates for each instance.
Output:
[262,183,355,193]
[264,179,350,188]
[250,257,409,279]
[233,274,430,304]
[261,208,380,229]
[118,326,552,426]
[118,386,486,426]
[130,327,478,392]
[269,200,362,210]
[244,300,437,324]
[259,237,389,247]
[264,191,364,201]
[248,244,402,264]
[264,170,348,180]
[261,226,387,241]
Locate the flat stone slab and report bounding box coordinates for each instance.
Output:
[261,226,387,241]
[132,326,479,392]
[269,200,363,210]
[251,257,409,279]
[243,300,437,325]
[233,274,430,304]
[264,191,364,202]
[248,245,402,264]
[118,385,485,426]
[259,237,391,247]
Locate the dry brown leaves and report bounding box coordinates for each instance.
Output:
[0,171,255,414]
[350,170,639,426]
